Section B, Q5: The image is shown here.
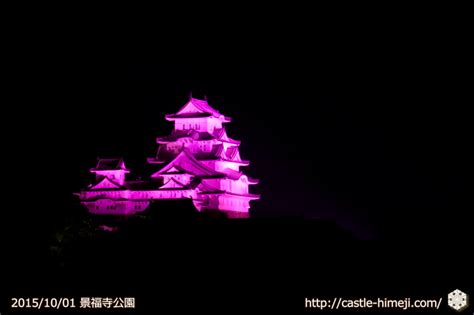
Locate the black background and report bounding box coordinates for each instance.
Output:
[2,9,472,314]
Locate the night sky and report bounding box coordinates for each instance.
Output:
[11,59,469,239]
[2,21,471,313]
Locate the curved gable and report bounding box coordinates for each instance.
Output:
[90,177,123,190]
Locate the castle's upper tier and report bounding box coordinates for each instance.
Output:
[165,98,231,133]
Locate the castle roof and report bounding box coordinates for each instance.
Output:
[221,168,243,180]
[213,128,240,145]
[87,177,126,190]
[150,149,255,182]
[225,146,239,160]
[91,158,129,172]
[165,98,231,122]
[159,177,197,190]
[193,144,249,165]
[151,149,226,179]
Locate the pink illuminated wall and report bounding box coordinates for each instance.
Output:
[79,97,259,218]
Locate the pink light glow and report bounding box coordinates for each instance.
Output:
[98,225,119,232]
[78,96,259,218]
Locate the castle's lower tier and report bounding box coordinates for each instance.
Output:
[80,189,258,218]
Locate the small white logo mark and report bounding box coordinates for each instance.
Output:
[448,289,468,312]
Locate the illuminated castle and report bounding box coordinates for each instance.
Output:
[78,97,260,218]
